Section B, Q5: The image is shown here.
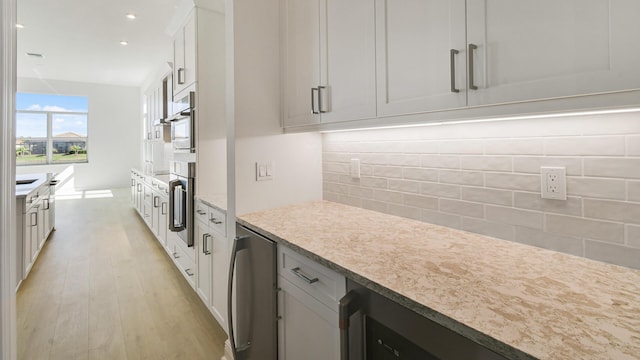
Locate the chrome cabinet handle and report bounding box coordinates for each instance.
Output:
[161,202,167,215]
[196,209,206,215]
[318,86,327,113]
[131,179,135,186]
[209,218,222,225]
[450,49,460,93]
[153,196,160,208]
[468,43,478,90]
[173,252,180,259]
[290,267,319,284]
[185,268,194,277]
[311,87,319,114]
[177,68,185,84]
[203,233,211,255]
[155,130,160,138]
[31,212,37,227]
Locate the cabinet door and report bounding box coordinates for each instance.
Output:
[157,196,168,246]
[210,231,227,330]
[23,209,33,276]
[278,277,340,360]
[318,0,376,124]
[174,27,186,95]
[40,198,50,247]
[195,221,212,307]
[30,207,39,262]
[375,0,467,116]
[152,193,161,236]
[466,0,640,106]
[183,14,197,89]
[282,0,322,127]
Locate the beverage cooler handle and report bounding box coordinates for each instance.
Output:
[168,179,185,232]
[228,235,251,360]
[339,291,360,360]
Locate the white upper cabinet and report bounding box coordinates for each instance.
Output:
[282,0,376,127]
[375,0,467,116]
[174,13,197,96]
[466,0,640,106]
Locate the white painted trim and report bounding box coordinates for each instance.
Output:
[0,0,17,358]
[222,339,234,360]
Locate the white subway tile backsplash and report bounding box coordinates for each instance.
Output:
[459,156,512,172]
[461,187,513,206]
[545,136,626,156]
[513,192,582,216]
[627,135,640,156]
[566,177,626,200]
[461,217,515,241]
[403,168,438,182]
[584,199,640,225]
[484,139,543,155]
[422,209,461,229]
[627,181,640,202]
[439,140,484,154]
[421,182,460,199]
[546,214,625,244]
[485,173,540,192]
[403,194,438,210]
[373,189,404,204]
[401,141,439,154]
[627,225,640,248]
[512,157,582,176]
[584,158,640,179]
[584,240,640,269]
[439,199,484,218]
[514,227,584,257]
[389,179,422,194]
[439,170,484,186]
[349,186,373,199]
[486,206,544,229]
[373,166,403,179]
[388,204,422,221]
[421,155,460,169]
[387,154,421,166]
[322,113,640,269]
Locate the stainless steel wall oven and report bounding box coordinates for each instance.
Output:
[167,89,196,153]
[168,161,195,247]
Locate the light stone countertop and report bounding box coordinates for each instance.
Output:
[16,173,55,198]
[238,200,640,360]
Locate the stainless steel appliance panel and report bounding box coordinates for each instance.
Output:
[228,224,278,360]
[168,90,195,153]
[168,161,195,247]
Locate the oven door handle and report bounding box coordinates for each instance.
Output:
[168,179,185,232]
[339,290,360,360]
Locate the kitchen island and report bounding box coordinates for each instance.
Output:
[238,200,640,360]
[15,172,57,289]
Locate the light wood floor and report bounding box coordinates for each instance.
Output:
[17,188,227,360]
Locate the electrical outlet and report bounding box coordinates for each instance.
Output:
[540,166,566,200]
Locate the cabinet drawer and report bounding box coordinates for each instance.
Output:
[207,207,226,236]
[278,246,346,309]
[194,199,209,225]
[171,238,196,287]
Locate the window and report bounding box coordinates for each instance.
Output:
[16,93,89,165]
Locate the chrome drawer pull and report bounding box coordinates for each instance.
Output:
[209,218,222,225]
[291,267,319,284]
[185,269,194,277]
[196,209,206,215]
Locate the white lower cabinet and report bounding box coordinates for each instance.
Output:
[194,199,228,331]
[277,246,345,360]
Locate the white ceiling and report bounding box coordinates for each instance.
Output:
[17,0,183,87]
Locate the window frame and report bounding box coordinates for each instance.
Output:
[15,109,89,166]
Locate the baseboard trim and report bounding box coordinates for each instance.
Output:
[221,339,233,360]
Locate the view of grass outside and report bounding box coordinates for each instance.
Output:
[16,93,89,166]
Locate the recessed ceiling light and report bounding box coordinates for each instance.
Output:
[120,41,129,46]
[16,23,24,28]
[126,13,136,20]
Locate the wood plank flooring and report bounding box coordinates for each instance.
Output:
[17,188,227,360]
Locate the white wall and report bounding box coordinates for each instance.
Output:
[230,0,323,216]
[17,78,141,190]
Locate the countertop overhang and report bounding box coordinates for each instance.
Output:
[238,200,640,360]
[16,173,56,198]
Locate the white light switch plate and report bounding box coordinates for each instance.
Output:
[351,158,360,179]
[256,161,273,181]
